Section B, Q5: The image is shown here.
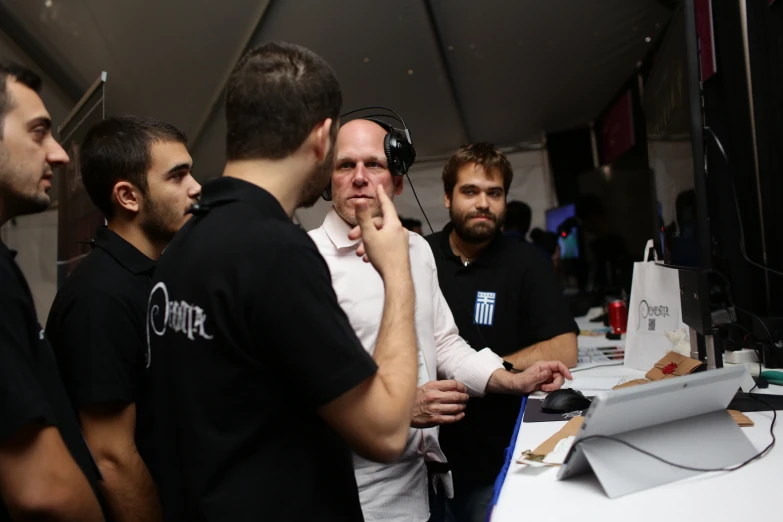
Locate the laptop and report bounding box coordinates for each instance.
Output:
[556,365,758,497]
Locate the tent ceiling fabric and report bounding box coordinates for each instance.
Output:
[2,0,672,181]
[430,0,672,144]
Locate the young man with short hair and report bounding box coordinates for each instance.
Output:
[0,60,107,522]
[145,42,422,521]
[46,115,201,522]
[425,143,578,522]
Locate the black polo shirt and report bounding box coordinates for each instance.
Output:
[146,176,378,522]
[425,223,578,491]
[0,240,109,521]
[46,227,157,472]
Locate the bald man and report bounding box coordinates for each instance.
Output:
[309,119,571,522]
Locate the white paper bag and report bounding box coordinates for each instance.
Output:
[624,240,689,371]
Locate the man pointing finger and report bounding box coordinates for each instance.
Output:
[309,118,570,522]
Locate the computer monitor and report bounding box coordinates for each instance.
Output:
[643,2,707,268]
[545,204,579,260]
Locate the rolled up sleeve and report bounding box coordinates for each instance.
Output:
[431,263,503,397]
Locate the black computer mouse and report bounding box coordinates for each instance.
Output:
[541,389,592,414]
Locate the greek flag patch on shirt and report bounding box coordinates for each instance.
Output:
[473,291,496,326]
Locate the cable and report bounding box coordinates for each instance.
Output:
[404,172,434,235]
[704,127,783,279]
[707,268,773,391]
[709,270,775,345]
[575,394,776,472]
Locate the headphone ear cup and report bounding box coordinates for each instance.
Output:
[384,133,398,176]
[385,131,415,176]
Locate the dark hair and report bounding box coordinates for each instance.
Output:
[530,227,559,255]
[441,143,513,197]
[400,217,422,231]
[225,41,342,161]
[0,61,42,138]
[80,116,188,219]
[675,189,696,225]
[505,200,532,233]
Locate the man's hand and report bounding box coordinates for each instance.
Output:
[411,380,469,428]
[487,360,573,395]
[348,185,410,278]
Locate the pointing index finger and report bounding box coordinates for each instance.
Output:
[376,185,400,224]
[355,201,375,236]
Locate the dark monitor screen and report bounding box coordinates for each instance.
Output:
[643,4,702,268]
[545,204,579,259]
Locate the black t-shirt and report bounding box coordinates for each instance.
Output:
[146,177,378,522]
[46,227,156,473]
[425,223,578,491]
[0,240,109,521]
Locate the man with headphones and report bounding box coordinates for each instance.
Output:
[310,113,572,522]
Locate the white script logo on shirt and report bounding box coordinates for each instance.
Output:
[146,282,214,367]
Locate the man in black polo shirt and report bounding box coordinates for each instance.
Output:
[145,42,421,522]
[0,61,106,521]
[46,116,201,522]
[425,143,578,522]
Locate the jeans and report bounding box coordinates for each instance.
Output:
[444,485,494,522]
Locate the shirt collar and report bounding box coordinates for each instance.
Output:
[437,221,504,267]
[0,240,17,260]
[92,227,156,275]
[196,176,290,222]
[322,207,361,250]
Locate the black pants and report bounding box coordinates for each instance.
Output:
[427,475,447,522]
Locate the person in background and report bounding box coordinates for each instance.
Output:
[0,60,107,521]
[311,119,571,522]
[424,143,578,522]
[401,216,423,235]
[145,42,422,522]
[46,116,202,522]
[668,189,699,267]
[502,200,531,241]
[504,200,553,264]
[575,194,632,297]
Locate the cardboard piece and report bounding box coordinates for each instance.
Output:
[612,378,651,390]
[645,351,704,381]
[728,409,754,427]
[517,417,585,466]
[534,416,584,455]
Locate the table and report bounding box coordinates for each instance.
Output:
[489,315,782,522]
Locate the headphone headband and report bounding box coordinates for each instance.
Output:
[339,106,413,145]
[322,106,416,201]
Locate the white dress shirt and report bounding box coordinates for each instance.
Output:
[309,208,504,522]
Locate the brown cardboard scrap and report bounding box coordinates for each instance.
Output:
[533,416,584,455]
[612,378,651,390]
[728,409,754,427]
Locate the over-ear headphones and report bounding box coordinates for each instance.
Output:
[322,106,416,201]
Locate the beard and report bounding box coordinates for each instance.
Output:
[298,141,337,209]
[0,147,52,219]
[450,207,504,243]
[140,194,186,244]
